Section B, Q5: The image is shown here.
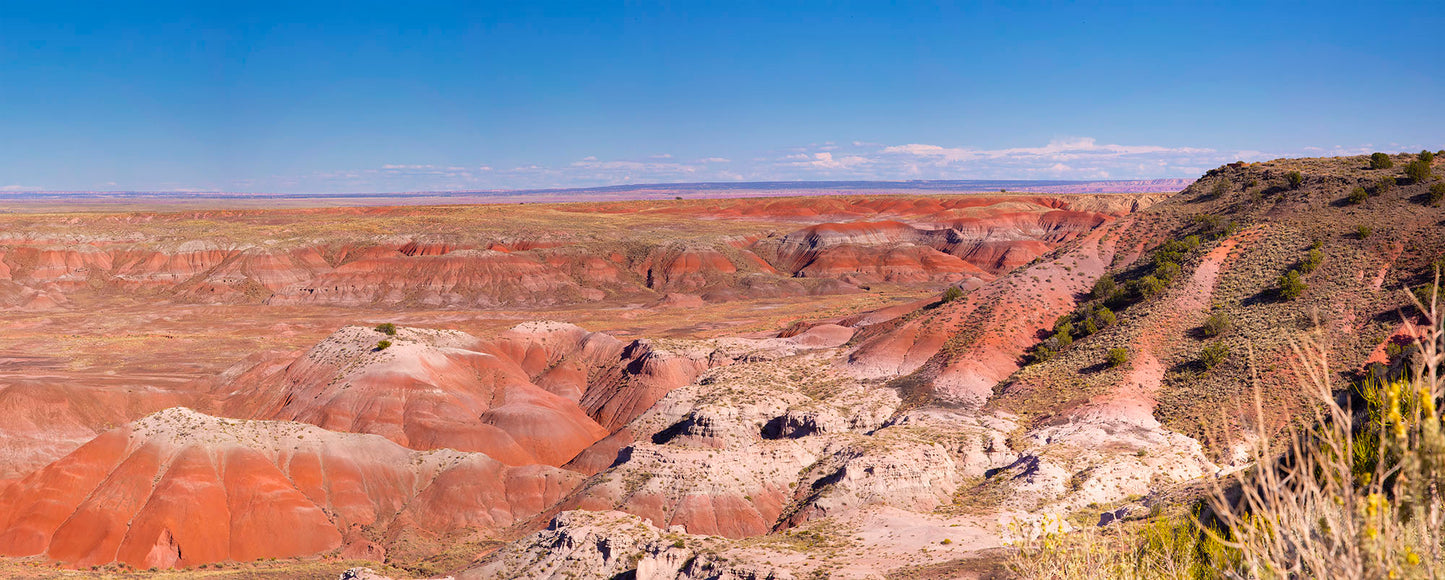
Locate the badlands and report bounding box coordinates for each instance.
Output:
[1,155,1443,579]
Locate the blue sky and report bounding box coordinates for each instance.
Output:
[2,1,1442,193]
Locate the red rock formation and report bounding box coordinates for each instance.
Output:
[217,322,716,469]
[753,201,1125,285]
[632,246,739,292]
[846,222,1127,405]
[579,340,712,432]
[0,194,1156,311]
[0,408,581,569]
[0,381,201,480]
[225,325,611,466]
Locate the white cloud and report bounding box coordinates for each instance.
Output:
[783,152,871,170]
[236,138,1397,193]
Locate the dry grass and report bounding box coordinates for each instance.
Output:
[1009,276,1445,579]
[1197,276,1443,579]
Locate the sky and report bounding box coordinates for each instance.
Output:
[2,1,1443,194]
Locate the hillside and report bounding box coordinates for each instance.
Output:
[993,153,1445,451]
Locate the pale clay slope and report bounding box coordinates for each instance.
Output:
[459,319,1215,576]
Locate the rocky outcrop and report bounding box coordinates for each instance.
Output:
[461,510,793,580]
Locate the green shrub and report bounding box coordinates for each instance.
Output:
[1095,307,1116,327]
[1032,345,1054,363]
[1300,247,1323,274]
[1210,180,1229,198]
[1091,275,1116,300]
[1193,213,1225,233]
[375,340,392,351]
[1200,341,1230,369]
[1405,159,1433,184]
[1278,269,1306,300]
[1152,239,1196,265]
[1154,261,1181,283]
[374,322,397,335]
[1054,323,1074,347]
[1430,182,1445,205]
[1347,186,1369,204]
[1356,225,1373,239]
[1081,318,1099,335]
[1370,152,1394,169]
[1375,176,1394,195]
[1420,150,1436,164]
[1107,348,1129,368]
[1135,275,1167,299]
[940,286,964,303]
[1201,311,1231,337]
[1285,171,1303,189]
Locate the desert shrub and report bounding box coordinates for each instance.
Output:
[1199,341,1230,369]
[1095,307,1116,327]
[1082,318,1099,335]
[374,322,397,335]
[940,286,964,303]
[1210,179,1229,198]
[374,340,392,351]
[1278,269,1306,300]
[1154,261,1181,283]
[1347,186,1369,204]
[1300,247,1324,274]
[1420,149,1435,164]
[1201,311,1230,337]
[1055,322,1075,347]
[1404,158,1433,184]
[1151,238,1195,267]
[1193,213,1224,232]
[1032,345,1055,363]
[1429,183,1445,205]
[1375,176,1395,195]
[1286,170,1303,189]
[1300,250,1324,273]
[1356,225,1373,239]
[1091,275,1117,300]
[1107,348,1129,368]
[1135,275,1167,299]
[1370,152,1394,169]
